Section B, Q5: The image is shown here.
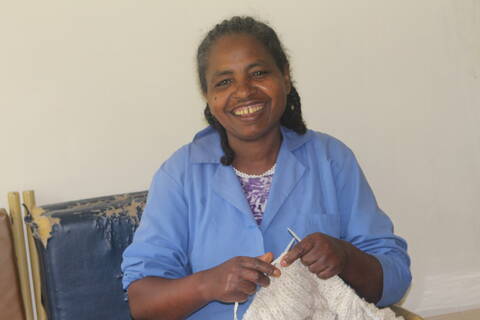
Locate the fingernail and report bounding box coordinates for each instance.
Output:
[273,269,281,277]
[280,260,287,267]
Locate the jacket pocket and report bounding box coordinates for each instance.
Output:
[306,212,341,238]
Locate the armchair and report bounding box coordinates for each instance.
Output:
[4,190,423,320]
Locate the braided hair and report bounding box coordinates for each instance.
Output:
[197,16,307,165]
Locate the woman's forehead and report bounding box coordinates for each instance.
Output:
[206,34,275,73]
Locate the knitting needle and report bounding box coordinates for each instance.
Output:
[287,227,302,242]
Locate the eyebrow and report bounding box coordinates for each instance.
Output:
[211,61,268,79]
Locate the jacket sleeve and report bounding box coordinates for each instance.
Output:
[331,141,412,307]
[121,167,190,290]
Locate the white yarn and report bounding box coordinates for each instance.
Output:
[234,240,403,320]
[234,301,239,320]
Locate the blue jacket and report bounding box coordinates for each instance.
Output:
[121,126,411,319]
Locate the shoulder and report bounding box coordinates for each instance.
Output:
[283,127,355,164]
[152,126,221,185]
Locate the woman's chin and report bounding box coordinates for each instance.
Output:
[228,125,281,143]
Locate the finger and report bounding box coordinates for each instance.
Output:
[306,260,329,275]
[239,279,257,296]
[257,252,274,264]
[241,269,271,288]
[242,256,281,278]
[256,252,281,277]
[234,293,249,303]
[317,266,338,280]
[300,247,325,266]
[281,239,313,267]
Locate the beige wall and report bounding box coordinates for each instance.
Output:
[1,0,479,316]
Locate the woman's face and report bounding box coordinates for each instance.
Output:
[204,34,291,143]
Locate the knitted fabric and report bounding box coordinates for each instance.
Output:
[237,249,403,320]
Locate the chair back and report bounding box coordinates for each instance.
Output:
[27,191,147,320]
[0,209,26,320]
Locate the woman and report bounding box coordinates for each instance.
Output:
[121,16,411,320]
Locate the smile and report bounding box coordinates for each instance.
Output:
[232,104,265,116]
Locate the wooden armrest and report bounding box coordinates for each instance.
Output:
[390,305,424,320]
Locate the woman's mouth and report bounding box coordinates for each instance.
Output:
[232,103,265,116]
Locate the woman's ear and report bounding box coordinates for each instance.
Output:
[283,64,292,94]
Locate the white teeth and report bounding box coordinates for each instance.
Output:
[233,104,264,116]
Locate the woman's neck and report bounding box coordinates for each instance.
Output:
[229,127,282,175]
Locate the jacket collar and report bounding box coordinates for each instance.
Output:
[192,125,314,231]
[189,126,314,164]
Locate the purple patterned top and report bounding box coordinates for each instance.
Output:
[234,166,275,225]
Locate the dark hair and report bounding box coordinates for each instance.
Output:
[197,16,307,165]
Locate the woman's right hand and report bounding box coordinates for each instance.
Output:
[201,252,281,303]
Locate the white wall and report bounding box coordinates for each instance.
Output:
[1,0,479,316]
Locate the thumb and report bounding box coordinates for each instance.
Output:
[257,252,274,263]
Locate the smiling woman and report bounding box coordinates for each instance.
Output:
[121,16,411,320]
[198,17,306,169]
[204,33,292,172]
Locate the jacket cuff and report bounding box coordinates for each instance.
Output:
[373,253,412,307]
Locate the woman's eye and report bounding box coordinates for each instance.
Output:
[252,70,268,78]
[215,79,232,87]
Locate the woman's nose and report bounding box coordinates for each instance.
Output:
[233,80,256,99]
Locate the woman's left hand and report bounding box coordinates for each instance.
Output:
[280,232,349,279]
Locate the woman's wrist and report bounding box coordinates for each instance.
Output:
[195,268,216,303]
[338,239,353,277]
[337,239,382,303]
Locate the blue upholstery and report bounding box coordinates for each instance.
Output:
[28,191,147,320]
